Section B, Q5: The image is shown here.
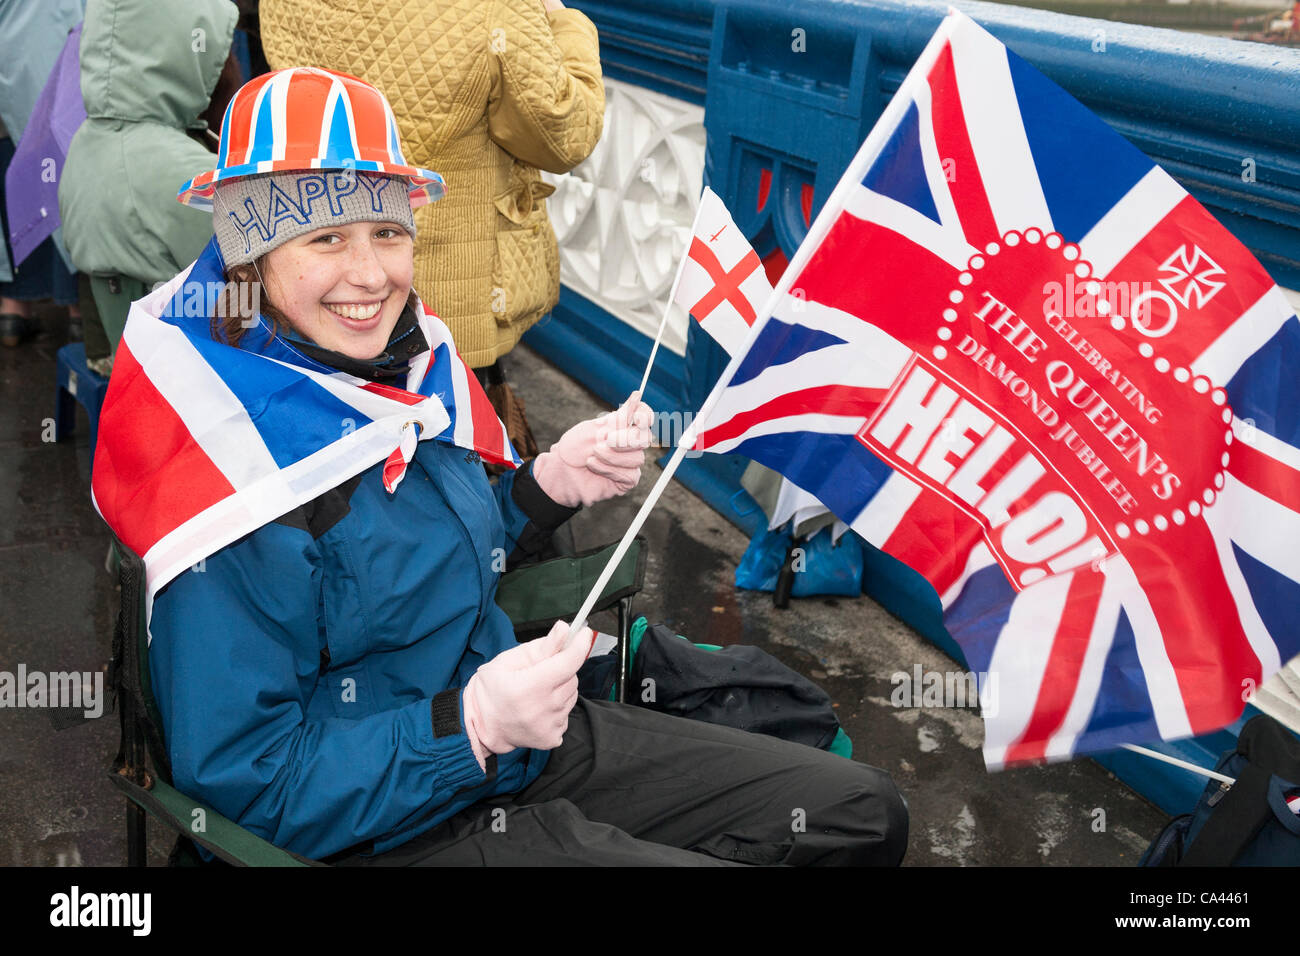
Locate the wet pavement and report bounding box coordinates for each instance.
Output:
[0,305,1170,866]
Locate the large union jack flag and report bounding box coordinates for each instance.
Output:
[92,237,518,639]
[693,12,1300,767]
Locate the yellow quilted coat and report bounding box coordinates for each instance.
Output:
[259,0,604,367]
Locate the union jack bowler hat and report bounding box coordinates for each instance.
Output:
[177,67,446,211]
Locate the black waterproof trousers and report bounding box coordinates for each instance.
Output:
[340,698,909,866]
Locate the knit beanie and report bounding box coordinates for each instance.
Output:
[212,169,417,267]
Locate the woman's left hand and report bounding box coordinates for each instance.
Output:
[533,393,655,508]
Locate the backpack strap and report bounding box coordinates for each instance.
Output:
[1180,715,1300,866]
[1178,765,1271,866]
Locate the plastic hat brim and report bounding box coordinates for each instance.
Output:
[178,161,446,211]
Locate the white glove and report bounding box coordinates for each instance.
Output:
[462,620,593,766]
[532,393,655,508]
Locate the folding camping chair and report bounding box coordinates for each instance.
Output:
[107,534,648,866]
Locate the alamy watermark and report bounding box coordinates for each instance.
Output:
[158,278,261,327]
[0,665,104,719]
[50,886,150,935]
[1042,275,1159,325]
[649,410,701,458]
[890,664,999,717]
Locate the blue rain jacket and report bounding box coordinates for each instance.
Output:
[148,442,569,860]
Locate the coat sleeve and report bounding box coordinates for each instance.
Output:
[148,521,489,860]
[486,1,605,174]
[493,459,581,565]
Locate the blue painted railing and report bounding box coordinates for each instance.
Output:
[571,0,713,103]
[526,0,1300,816]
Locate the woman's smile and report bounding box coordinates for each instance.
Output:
[264,220,415,359]
[323,301,385,323]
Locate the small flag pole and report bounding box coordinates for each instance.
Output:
[564,265,780,647]
[565,396,758,649]
[637,194,710,396]
[563,428,696,647]
[564,243,796,648]
[1119,743,1235,785]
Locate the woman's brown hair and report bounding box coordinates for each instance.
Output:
[212,259,289,346]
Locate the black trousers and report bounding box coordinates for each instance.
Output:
[341,699,908,866]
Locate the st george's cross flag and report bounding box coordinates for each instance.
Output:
[674,187,775,355]
[690,11,1300,767]
[676,188,849,535]
[91,236,519,639]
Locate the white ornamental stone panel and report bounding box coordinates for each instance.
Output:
[543,76,705,356]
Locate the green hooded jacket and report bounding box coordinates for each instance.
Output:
[58,0,236,284]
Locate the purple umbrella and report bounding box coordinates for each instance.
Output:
[5,24,85,267]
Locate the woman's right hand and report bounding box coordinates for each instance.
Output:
[462,620,592,765]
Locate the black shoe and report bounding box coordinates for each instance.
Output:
[0,313,31,347]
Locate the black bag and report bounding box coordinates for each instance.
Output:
[1141,715,1300,866]
[628,623,845,752]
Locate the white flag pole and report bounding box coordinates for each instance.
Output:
[637,192,711,396]
[564,14,964,648]
[1120,743,1235,785]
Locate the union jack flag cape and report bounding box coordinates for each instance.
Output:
[692,11,1300,767]
[92,237,519,637]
